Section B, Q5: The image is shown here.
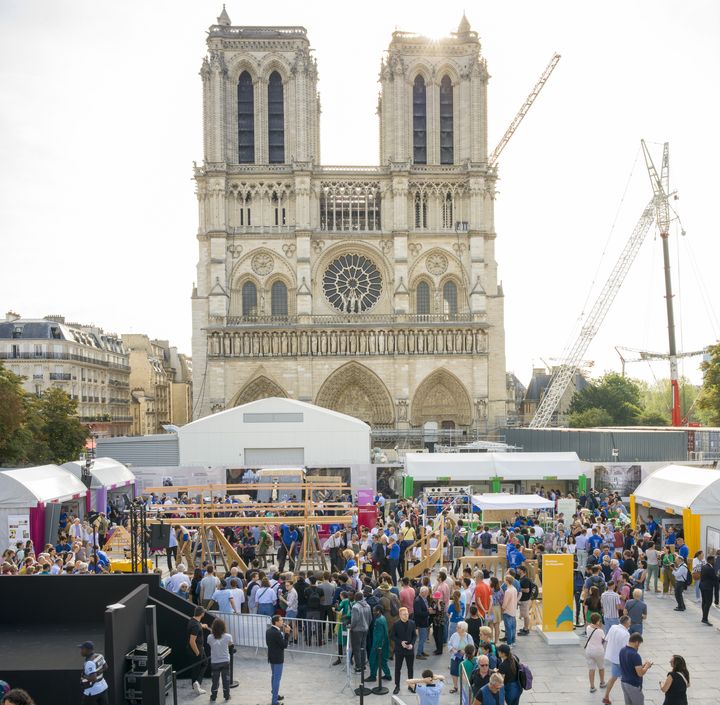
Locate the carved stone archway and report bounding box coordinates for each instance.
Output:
[315,362,395,426]
[232,375,287,407]
[411,369,473,427]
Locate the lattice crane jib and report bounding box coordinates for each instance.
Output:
[488,53,561,168]
[529,202,656,428]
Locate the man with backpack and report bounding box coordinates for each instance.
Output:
[517,566,537,636]
[304,576,324,645]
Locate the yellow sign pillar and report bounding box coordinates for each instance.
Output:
[682,507,701,560]
[629,494,636,531]
[541,554,574,632]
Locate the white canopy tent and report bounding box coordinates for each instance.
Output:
[631,464,720,557]
[632,465,720,514]
[0,465,88,551]
[471,493,554,511]
[405,452,587,481]
[62,457,136,513]
[62,457,135,491]
[0,465,87,508]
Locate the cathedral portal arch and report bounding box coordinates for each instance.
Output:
[315,362,395,425]
[410,368,472,427]
[232,375,287,406]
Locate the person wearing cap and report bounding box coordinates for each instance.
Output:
[79,640,108,704]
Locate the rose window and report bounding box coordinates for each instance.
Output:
[322,253,382,313]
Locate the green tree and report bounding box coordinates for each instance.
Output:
[0,363,31,465]
[638,378,704,425]
[35,388,88,464]
[567,407,613,428]
[698,342,720,426]
[567,372,643,425]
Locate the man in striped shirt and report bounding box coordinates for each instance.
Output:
[601,581,621,634]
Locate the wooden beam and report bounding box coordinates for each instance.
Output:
[147,515,353,527]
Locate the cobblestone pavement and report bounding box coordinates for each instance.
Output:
[177,593,720,705]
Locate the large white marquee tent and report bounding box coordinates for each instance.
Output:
[405,452,587,482]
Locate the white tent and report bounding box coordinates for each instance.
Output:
[631,464,720,556]
[0,465,88,551]
[405,452,586,481]
[0,465,87,508]
[471,493,554,511]
[632,464,720,514]
[62,458,135,491]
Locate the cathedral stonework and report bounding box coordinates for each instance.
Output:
[191,10,507,432]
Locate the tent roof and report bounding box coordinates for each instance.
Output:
[180,397,370,433]
[632,464,720,514]
[62,457,135,490]
[0,465,88,507]
[471,493,554,511]
[404,452,585,481]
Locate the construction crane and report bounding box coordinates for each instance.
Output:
[488,53,561,168]
[614,346,706,377]
[640,140,684,425]
[529,201,656,428]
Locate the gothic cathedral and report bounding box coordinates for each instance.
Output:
[191,8,507,433]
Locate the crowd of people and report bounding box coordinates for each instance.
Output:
[2,486,716,705]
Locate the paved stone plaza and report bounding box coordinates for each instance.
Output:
[176,594,720,705]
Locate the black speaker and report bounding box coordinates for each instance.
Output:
[149,523,171,550]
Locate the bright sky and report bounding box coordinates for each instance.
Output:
[1,0,718,390]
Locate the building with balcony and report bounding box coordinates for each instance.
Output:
[122,335,192,434]
[0,312,132,436]
[191,11,507,432]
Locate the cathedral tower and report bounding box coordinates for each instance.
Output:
[192,11,507,436]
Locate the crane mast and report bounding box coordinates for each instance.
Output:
[488,53,561,167]
[529,202,656,428]
[641,140,681,426]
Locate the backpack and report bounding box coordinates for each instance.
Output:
[527,581,539,601]
[470,533,480,549]
[516,658,533,690]
[382,592,400,618]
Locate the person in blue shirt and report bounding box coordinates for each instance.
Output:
[278,524,299,572]
[478,673,505,705]
[387,539,401,585]
[665,527,677,547]
[407,670,445,705]
[587,529,603,552]
[676,537,689,561]
[506,543,526,572]
[619,633,652,704]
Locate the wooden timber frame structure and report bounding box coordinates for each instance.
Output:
[402,514,451,580]
[144,477,353,574]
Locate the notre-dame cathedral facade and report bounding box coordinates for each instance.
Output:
[191,8,507,433]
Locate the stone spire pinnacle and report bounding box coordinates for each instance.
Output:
[217,4,231,26]
[458,12,471,35]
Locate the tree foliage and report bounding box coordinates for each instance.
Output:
[638,377,704,426]
[698,342,720,426]
[0,362,88,466]
[566,407,613,428]
[567,372,643,426]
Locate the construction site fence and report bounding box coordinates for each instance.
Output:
[210,611,347,659]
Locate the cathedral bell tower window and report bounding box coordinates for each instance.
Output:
[237,71,255,163]
[268,72,285,164]
[242,282,258,317]
[413,75,427,164]
[416,281,431,315]
[271,281,289,317]
[439,75,454,165]
[443,280,458,315]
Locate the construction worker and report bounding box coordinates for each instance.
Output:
[176,524,194,568]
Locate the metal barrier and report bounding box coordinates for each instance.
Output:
[211,611,346,659]
[459,659,472,705]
